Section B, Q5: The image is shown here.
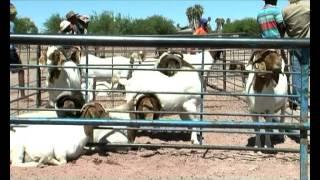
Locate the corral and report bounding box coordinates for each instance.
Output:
[10,35,310,180]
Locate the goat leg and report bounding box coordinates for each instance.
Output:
[264,117,273,149]
[252,115,262,148]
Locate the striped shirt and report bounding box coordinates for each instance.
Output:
[257,4,283,38]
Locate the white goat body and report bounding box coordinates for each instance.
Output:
[10,110,129,167]
[42,46,82,107]
[245,58,288,114]
[10,125,88,167]
[182,50,216,70]
[120,67,202,144]
[79,54,142,101]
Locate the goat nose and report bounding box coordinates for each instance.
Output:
[273,68,281,73]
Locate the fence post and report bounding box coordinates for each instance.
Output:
[199,48,205,145]
[36,45,41,107]
[223,50,227,91]
[85,46,89,102]
[300,48,309,180]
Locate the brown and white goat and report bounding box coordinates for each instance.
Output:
[39,46,84,110]
[245,49,288,149]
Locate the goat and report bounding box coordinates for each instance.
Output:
[244,49,288,149]
[39,46,84,113]
[10,101,129,167]
[118,55,202,144]
[77,52,145,101]
[10,101,94,167]
[152,50,218,92]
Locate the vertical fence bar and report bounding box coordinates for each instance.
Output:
[300,48,309,180]
[199,48,205,145]
[85,46,89,102]
[36,45,41,107]
[223,49,227,91]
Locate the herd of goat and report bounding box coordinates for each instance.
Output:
[10,46,291,167]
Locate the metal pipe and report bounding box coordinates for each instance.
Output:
[10,118,310,130]
[86,143,300,153]
[10,86,300,98]
[36,45,41,107]
[9,63,302,75]
[300,48,309,180]
[8,108,301,119]
[94,126,303,136]
[10,34,309,49]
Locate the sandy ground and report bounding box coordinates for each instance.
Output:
[10,48,310,180]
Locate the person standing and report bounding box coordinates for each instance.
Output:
[257,0,285,38]
[256,0,288,69]
[193,18,210,35]
[10,3,25,97]
[65,10,89,35]
[282,0,310,110]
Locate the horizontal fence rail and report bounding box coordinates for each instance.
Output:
[11,34,309,48]
[10,118,310,130]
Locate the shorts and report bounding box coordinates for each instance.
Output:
[10,48,23,73]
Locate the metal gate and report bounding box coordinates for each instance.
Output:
[10,34,310,180]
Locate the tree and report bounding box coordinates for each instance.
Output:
[186,4,204,30]
[226,18,231,24]
[14,17,38,33]
[215,18,225,33]
[42,11,177,35]
[43,14,64,33]
[88,11,115,34]
[222,17,260,37]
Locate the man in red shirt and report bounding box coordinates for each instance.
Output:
[194,18,210,35]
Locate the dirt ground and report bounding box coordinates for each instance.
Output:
[10,48,310,180]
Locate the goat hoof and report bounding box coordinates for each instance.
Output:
[36,163,45,168]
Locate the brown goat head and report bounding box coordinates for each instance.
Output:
[157,51,194,77]
[250,50,283,92]
[80,102,108,138]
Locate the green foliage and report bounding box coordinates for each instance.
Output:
[131,15,177,35]
[42,10,179,35]
[88,11,115,34]
[186,4,204,30]
[43,14,64,33]
[13,17,38,33]
[222,18,260,37]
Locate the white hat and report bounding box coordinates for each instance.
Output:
[60,20,71,32]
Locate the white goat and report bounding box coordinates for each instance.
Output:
[78,53,144,102]
[118,55,202,144]
[10,124,92,167]
[245,50,288,149]
[10,103,129,167]
[39,46,83,109]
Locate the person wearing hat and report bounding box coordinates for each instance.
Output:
[65,10,89,35]
[59,20,72,34]
[193,17,210,35]
[10,3,25,97]
[282,0,310,110]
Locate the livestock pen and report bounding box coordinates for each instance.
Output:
[10,34,310,180]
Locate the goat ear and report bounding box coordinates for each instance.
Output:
[118,78,127,86]
[58,52,66,70]
[39,52,47,65]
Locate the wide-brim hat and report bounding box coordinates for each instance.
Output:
[60,20,71,31]
[66,10,77,20]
